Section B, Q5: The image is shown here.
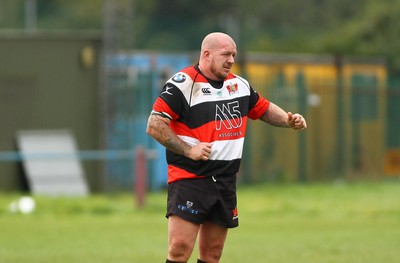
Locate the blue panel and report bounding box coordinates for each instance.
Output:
[105,53,191,190]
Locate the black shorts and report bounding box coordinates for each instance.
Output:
[166,174,239,228]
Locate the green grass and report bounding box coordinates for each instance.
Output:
[0,180,399,263]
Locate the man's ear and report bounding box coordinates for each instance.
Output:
[203,50,210,60]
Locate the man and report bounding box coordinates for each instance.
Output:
[146,32,307,263]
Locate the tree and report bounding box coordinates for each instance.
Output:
[318,0,400,71]
[2,0,400,71]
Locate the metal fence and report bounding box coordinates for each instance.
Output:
[239,54,394,182]
[1,49,397,193]
[103,52,193,190]
[103,52,397,188]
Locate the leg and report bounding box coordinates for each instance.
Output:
[198,221,228,263]
[167,215,200,262]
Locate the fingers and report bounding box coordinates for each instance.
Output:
[289,113,307,130]
[287,112,293,121]
[189,142,213,161]
[199,142,212,161]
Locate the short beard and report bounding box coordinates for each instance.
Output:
[210,64,227,81]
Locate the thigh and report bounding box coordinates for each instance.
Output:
[168,215,200,260]
[168,215,200,243]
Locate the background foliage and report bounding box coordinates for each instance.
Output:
[1,0,400,70]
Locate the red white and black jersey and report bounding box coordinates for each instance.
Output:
[152,65,270,183]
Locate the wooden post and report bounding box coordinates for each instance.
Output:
[134,146,147,208]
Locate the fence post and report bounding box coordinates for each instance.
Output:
[134,146,147,208]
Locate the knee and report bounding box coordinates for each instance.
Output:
[199,243,224,262]
[168,238,193,261]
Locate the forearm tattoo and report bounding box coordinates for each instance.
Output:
[148,115,191,156]
[260,105,289,128]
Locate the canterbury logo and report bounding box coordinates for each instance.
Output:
[202,88,211,94]
[215,101,243,130]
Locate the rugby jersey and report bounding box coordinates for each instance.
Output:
[152,65,270,183]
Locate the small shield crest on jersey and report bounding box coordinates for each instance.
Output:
[172,73,186,83]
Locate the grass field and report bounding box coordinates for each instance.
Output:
[0,180,399,263]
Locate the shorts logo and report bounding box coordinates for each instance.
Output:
[178,201,199,215]
[232,207,239,220]
[172,73,186,83]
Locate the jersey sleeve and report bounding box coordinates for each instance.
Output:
[152,82,187,121]
[247,87,270,120]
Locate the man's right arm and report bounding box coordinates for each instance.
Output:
[146,114,212,161]
[146,114,191,157]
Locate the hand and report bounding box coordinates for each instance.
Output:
[287,112,307,130]
[188,142,213,161]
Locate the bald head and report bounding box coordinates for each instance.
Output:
[201,32,236,53]
[198,32,237,80]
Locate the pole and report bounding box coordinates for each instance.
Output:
[24,0,37,32]
[297,72,308,182]
[134,146,147,208]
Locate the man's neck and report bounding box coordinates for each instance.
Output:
[195,64,224,89]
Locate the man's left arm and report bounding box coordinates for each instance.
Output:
[260,103,307,131]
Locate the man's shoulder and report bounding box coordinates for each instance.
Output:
[180,66,198,77]
[167,66,202,89]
